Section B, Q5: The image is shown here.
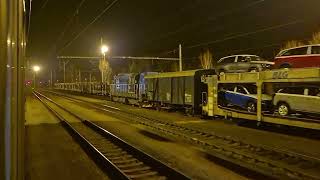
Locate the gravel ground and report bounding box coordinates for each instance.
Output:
[56,92,320,159]
[24,95,109,180]
[46,93,249,180]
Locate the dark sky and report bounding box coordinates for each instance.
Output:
[28,0,320,72]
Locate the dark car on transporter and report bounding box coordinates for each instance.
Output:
[219,85,273,113]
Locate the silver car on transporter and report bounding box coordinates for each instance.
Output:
[273,86,320,116]
[216,55,274,74]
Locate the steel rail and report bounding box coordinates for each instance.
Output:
[33,91,190,180]
[33,91,130,179]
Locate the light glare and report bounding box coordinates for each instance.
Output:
[101,45,109,54]
[33,65,40,72]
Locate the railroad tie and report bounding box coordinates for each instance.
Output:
[117,162,144,168]
[122,166,151,173]
[113,158,138,164]
[128,171,158,179]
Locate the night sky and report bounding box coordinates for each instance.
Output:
[28,0,320,74]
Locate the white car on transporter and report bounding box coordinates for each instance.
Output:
[216,54,274,75]
[273,86,320,116]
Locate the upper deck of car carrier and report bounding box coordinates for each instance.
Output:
[218,67,320,83]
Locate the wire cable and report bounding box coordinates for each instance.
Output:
[58,0,119,55]
[185,19,303,49]
[27,0,32,41]
[51,0,87,51]
[40,0,49,10]
[159,19,303,55]
[148,0,267,43]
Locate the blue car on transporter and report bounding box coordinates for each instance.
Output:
[219,85,272,112]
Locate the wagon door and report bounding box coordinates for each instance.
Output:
[172,77,184,105]
[184,76,194,106]
[159,78,172,103]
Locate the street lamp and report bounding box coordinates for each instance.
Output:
[33,65,40,72]
[101,45,109,55]
[33,65,40,88]
[100,45,109,83]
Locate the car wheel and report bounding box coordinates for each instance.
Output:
[247,102,256,112]
[219,99,228,106]
[219,69,225,75]
[278,103,290,116]
[249,67,259,72]
[280,64,291,69]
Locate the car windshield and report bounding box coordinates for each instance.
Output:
[243,85,257,94]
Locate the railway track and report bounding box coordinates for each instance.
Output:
[33,91,189,180]
[41,90,320,180]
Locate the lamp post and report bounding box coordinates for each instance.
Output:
[33,65,40,88]
[100,45,109,83]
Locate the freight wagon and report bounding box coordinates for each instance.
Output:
[144,69,215,114]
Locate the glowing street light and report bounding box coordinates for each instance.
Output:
[101,45,109,55]
[33,65,40,72]
[100,45,109,83]
[32,65,41,88]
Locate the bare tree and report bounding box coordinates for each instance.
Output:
[281,40,304,50]
[199,49,214,69]
[99,58,112,84]
[309,31,320,44]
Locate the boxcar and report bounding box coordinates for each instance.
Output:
[145,69,216,114]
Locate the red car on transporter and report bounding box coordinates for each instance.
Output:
[273,44,320,69]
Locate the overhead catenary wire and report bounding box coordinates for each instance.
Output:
[58,0,119,55]
[27,0,32,41]
[40,0,50,10]
[185,19,303,49]
[148,0,267,43]
[56,56,179,61]
[159,19,303,55]
[183,36,312,61]
[52,0,87,51]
